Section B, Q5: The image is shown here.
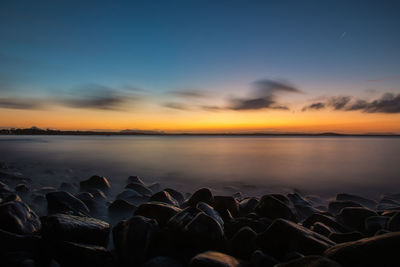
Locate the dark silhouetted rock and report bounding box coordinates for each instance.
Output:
[328,201,362,215]
[149,190,179,206]
[0,228,42,254]
[108,199,136,214]
[328,231,364,243]
[325,232,400,267]
[225,217,271,238]
[165,188,185,204]
[311,222,333,237]
[387,212,400,232]
[15,184,29,195]
[126,183,153,196]
[0,200,41,234]
[135,202,182,226]
[80,175,110,193]
[276,256,342,267]
[143,256,184,267]
[52,241,114,267]
[239,198,259,215]
[365,216,389,233]
[190,251,243,267]
[46,191,90,215]
[256,219,335,258]
[42,213,110,246]
[166,206,201,232]
[255,195,297,222]
[116,188,142,200]
[288,192,311,206]
[127,175,145,185]
[76,192,96,210]
[229,226,257,259]
[197,202,224,227]
[251,250,279,267]
[214,196,240,218]
[303,213,348,233]
[336,193,377,210]
[184,212,225,251]
[187,188,214,207]
[337,207,377,232]
[113,216,160,266]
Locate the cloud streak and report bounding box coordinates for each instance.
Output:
[302,93,400,114]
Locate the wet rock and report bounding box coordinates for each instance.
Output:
[51,241,114,267]
[214,196,240,218]
[325,232,400,267]
[256,219,335,258]
[113,215,160,266]
[165,188,185,204]
[88,188,107,201]
[337,207,377,232]
[0,228,42,252]
[108,199,136,214]
[288,192,311,206]
[0,200,41,234]
[328,201,362,215]
[127,175,145,185]
[365,216,389,233]
[239,197,259,215]
[311,222,333,237]
[149,190,179,206]
[187,188,214,207]
[276,256,342,267]
[251,250,279,267]
[166,206,201,232]
[190,251,243,267]
[80,175,110,193]
[76,192,96,210]
[295,204,320,222]
[197,202,224,227]
[255,195,297,222]
[143,256,184,267]
[387,211,400,231]
[0,181,15,199]
[183,212,225,251]
[59,182,77,193]
[229,226,257,259]
[46,191,90,215]
[225,217,271,238]
[135,202,182,226]
[126,182,153,196]
[35,186,57,195]
[336,193,377,210]
[328,231,364,243]
[303,213,348,233]
[42,213,110,246]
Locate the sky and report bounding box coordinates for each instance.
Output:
[0,0,399,133]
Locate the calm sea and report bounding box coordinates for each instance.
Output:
[1,135,399,199]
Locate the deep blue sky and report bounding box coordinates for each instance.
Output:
[1,0,399,95]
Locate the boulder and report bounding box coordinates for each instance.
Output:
[187,188,214,207]
[149,190,179,206]
[225,217,271,238]
[336,193,377,210]
[387,212,400,232]
[325,232,400,267]
[328,201,362,215]
[75,192,96,210]
[183,212,225,251]
[337,207,377,232]
[197,202,224,227]
[46,191,90,215]
[213,196,240,218]
[108,199,136,214]
[127,175,145,185]
[365,216,389,233]
[135,202,182,226]
[239,198,259,215]
[250,250,279,267]
[311,222,333,237]
[0,200,41,234]
[255,195,297,222]
[229,226,257,259]
[303,213,349,233]
[165,188,185,204]
[328,231,364,243]
[167,207,201,232]
[15,184,30,196]
[143,256,184,267]
[276,256,342,267]
[113,216,160,266]
[190,251,243,267]
[42,213,110,246]
[126,183,153,196]
[256,219,335,258]
[80,175,110,193]
[0,228,42,254]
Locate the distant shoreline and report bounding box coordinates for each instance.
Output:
[0,128,399,137]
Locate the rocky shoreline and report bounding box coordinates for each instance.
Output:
[1,172,400,267]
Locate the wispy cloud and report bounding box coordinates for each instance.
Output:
[169,89,208,99]
[0,98,44,110]
[302,93,400,114]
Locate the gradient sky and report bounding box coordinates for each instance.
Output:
[0,0,399,133]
